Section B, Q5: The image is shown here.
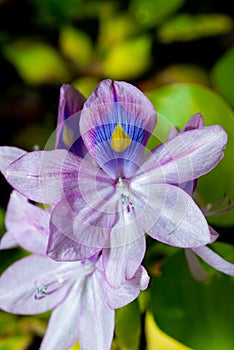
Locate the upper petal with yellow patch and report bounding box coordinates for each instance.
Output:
[80,79,157,179]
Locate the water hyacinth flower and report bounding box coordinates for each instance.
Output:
[0,191,149,350]
[1,79,228,288]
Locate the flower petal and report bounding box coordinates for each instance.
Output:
[40,282,82,350]
[103,230,146,288]
[131,182,213,248]
[0,255,73,314]
[48,159,118,260]
[178,180,197,196]
[192,246,234,276]
[209,225,219,242]
[48,187,116,260]
[102,265,150,309]
[135,126,227,186]
[168,114,204,194]
[78,271,115,350]
[47,221,102,261]
[5,191,48,254]
[0,146,26,175]
[56,84,87,157]
[80,79,157,179]
[185,249,209,281]
[181,113,204,132]
[6,149,81,203]
[0,232,17,250]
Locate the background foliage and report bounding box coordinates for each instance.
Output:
[0,0,234,349]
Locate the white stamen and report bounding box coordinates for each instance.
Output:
[116,177,134,212]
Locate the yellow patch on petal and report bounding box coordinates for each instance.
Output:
[62,125,74,147]
[111,124,132,152]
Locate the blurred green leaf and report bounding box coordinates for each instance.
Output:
[18,317,47,337]
[99,14,139,49]
[0,312,18,337]
[0,208,5,237]
[0,335,32,350]
[0,248,28,275]
[153,64,210,87]
[0,312,50,349]
[212,47,234,109]
[151,246,234,350]
[103,36,152,80]
[28,0,83,27]
[158,13,233,43]
[144,238,180,277]
[147,83,234,226]
[3,41,70,85]
[115,300,141,349]
[130,0,185,27]
[72,77,99,98]
[12,123,54,151]
[60,27,94,66]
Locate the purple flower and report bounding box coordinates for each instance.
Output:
[0,191,149,350]
[2,80,228,287]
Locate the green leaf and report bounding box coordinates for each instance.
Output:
[212,47,234,109]
[115,300,141,349]
[0,335,32,350]
[158,14,233,43]
[72,77,99,98]
[3,40,70,85]
[12,123,54,151]
[99,13,139,49]
[151,246,234,350]
[60,27,94,66]
[28,0,83,27]
[103,36,152,80]
[0,248,29,275]
[147,83,234,226]
[152,64,210,87]
[0,312,18,337]
[0,208,5,237]
[130,0,185,27]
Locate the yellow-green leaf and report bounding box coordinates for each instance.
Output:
[152,64,209,87]
[158,13,233,43]
[115,300,141,349]
[72,77,100,98]
[130,0,185,27]
[99,14,139,49]
[145,312,191,350]
[3,40,70,85]
[103,36,152,80]
[60,27,94,65]
[0,336,32,350]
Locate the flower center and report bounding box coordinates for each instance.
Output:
[116,177,134,212]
